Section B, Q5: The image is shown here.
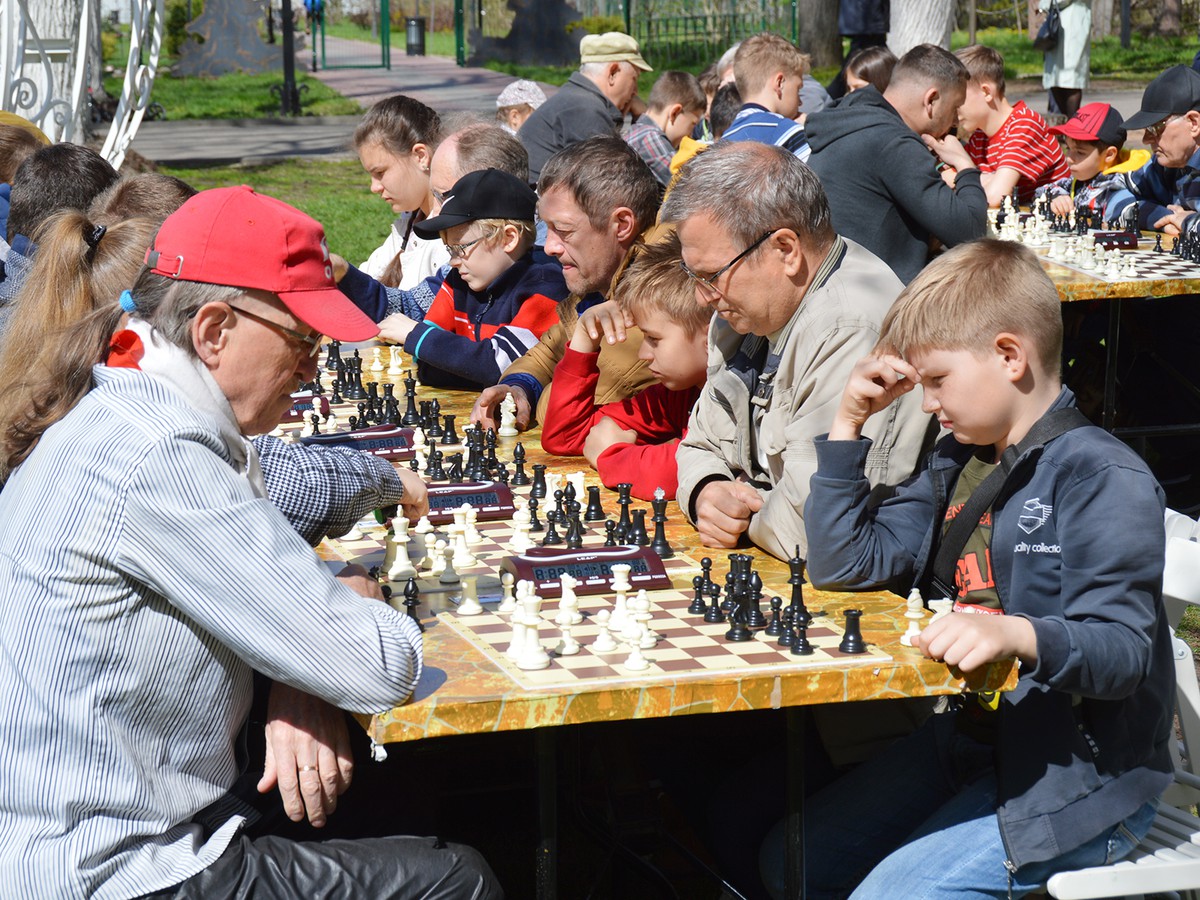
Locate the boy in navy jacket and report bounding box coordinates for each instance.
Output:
[381,168,568,390]
[761,239,1174,898]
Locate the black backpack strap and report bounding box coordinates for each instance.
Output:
[928,407,1091,601]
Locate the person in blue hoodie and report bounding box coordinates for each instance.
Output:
[761,239,1174,899]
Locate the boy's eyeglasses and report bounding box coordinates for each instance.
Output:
[445,236,484,258]
[679,228,779,298]
[227,304,324,357]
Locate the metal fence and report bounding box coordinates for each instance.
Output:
[316,0,392,69]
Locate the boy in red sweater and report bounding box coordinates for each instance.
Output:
[540,233,710,499]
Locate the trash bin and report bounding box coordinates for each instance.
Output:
[405,16,426,56]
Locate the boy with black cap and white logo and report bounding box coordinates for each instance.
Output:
[1107,65,1200,235]
[378,167,569,390]
[1034,102,1150,221]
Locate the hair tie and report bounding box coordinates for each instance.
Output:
[119,290,137,314]
[84,223,107,250]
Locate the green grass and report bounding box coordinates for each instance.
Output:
[160,159,393,265]
[104,69,361,120]
[323,20,457,57]
[951,27,1195,82]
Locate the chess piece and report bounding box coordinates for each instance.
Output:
[584,485,606,522]
[649,488,673,558]
[528,496,543,532]
[387,345,403,376]
[591,612,617,652]
[497,572,517,612]
[765,596,784,637]
[324,339,341,372]
[787,548,812,627]
[541,510,562,545]
[622,636,650,671]
[901,587,925,648]
[403,577,423,632]
[555,574,583,625]
[603,520,617,547]
[838,608,866,654]
[438,544,460,585]
[511,443,530,486]
[629,509,650,547]
[703,585,725,624]
[386,522,416,582]
[498,393,519,436]
[790,620,813,656]
[530,463,547,498]
[556,623,581,656]
[440,414,459,445]
[688,575,706,615]
[615,483,633,542]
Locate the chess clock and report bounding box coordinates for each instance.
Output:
[300,424,415,460]
[500,546,671,598]
[281,390,330,423]
[426,481,516,525]
[1092,231,1139,250]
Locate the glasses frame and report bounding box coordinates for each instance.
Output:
[1144,114,1184,139]
[445,235,485,259]
[227,304,323,357]
[679,228,779,298]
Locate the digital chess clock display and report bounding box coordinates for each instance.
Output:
[300,425,413,459]
[424,482,516,525]
[501,547,668,598]
[531,557,652,582]
[429,491,501,510]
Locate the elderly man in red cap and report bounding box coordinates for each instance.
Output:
[0,187,501,898]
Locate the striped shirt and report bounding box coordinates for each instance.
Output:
[721,104,811,161]
[0,365,422,898]
[964,100,1070,203]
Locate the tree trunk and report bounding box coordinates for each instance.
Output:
[1092,0,1113,39]
[795,0,840,69]
[888,0,954,56]
[1159,0,1181,37]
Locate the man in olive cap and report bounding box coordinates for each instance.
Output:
[518,32,652,183]
[1107,65,1200,234]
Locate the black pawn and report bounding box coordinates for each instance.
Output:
[329,381,343,405]
[764,596,783,637]
[347,415,358,431]
[746,571,766,628]
[703,585,725,624]
[429,449,446,481]
[541,509,562,545]
[309,413,321,435]
[688,575,706,615]
[603,520,617,547]
[790,620,813,656]
[528,496,543,532]
[1155,233,1164,253]
[584,485,605,522]
[778,607,795,648]
[495,462,510,485]
[700,557,714,593]
[409,455,420,473]
[403,577,424,633]
[839,609,866,655]
[530,463,547,498]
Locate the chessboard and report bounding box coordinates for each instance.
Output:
[438,590,892,691]
[322,509,703,598]
[1042,246,1200,283]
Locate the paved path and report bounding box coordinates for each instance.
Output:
[128,44,1149,167]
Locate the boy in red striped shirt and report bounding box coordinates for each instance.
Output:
[953,44,1069,207]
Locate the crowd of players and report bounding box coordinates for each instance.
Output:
[0,27,1194,899]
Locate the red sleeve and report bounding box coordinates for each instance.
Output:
[540,347,603,456]
[594,383,699,443]
[507,294,561,339]
[423,280,457,330]
[596,436,683,500]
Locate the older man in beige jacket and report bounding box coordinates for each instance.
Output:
[665,142,934,561]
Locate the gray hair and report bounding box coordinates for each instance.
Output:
[579,61,609,79]
[454,123,529,183]
[126,270,246,356]
[661,142,833,250]
[717,42,740,79]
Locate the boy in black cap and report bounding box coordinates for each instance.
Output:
[1034,102,1150,221]
[1107,65,1200,235]
[378,167,569,389]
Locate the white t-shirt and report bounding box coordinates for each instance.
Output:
[359,211,451,289]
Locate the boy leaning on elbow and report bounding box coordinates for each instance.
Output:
[760,238,1176,900]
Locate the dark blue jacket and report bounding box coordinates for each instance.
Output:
[839,0,889,34]
[805,388,1174,871]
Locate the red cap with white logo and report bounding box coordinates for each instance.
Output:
[146,185,379,342]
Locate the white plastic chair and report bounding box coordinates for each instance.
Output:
[1045,509,1200,900]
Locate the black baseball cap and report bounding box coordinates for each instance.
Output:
[1123,65,1200,131]
[414,168,537,237]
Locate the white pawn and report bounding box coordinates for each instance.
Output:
[371,346,385,372]
[412,427,427,453]
[458,577,484,615]
[509,522,532,554]
[634,591,657,649]
[497,572,517,612]
[1122,254,1138,278]
[623,633,650,671]
[591,618,617,653]
[325,406,338,430]
[413,515,434,535]
[387,345,403,376]
[438,544,460,585]
[556,624,581,656]
[464,507,482,544]
[429,538,448,576]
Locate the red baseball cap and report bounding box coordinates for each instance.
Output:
[1050,102,1127,147]
[145,186,379,342]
